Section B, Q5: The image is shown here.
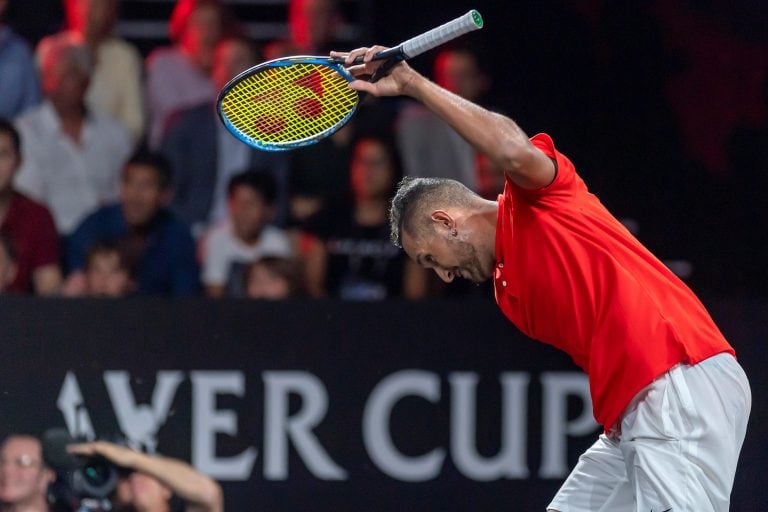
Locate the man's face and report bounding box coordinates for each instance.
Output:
[125,472,171,512]
[0,133,19,195]
[86,251,131,297]
[120,164,165,228]
[68,0,117,40]
[0,437,52,506]
[402,223,493,284]
[246,263,290,299]
[350,139,394,201]
[434,51,486,102]
[211,39,256,91]
[42,56,89,107]
[229,185,272,242]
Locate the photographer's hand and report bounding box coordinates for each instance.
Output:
[67,441,140,468]
[67,441,223,512]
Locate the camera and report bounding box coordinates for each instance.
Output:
[42,428,119,512]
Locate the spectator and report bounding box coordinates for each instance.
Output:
[83,240,133,297]
[313,136,428,300]
[0,119,61,295]
[244,255,306,299]
[160,36,289,233]
[62,0,145,143]
[0,234,15,293]
[145,0,236,149]
[264,0,344,59]
[65,152,200,296]
[396,47,489,190]
[0,434,55,512]
[14,34,132,235]
[0,0,41,119]
[67,441,222,512]
[200,170,292,298]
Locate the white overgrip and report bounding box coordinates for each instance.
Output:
[399,10,483,59]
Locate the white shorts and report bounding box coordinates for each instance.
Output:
[547,353,751,512]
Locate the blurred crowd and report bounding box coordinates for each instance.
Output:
[0,0,504,301]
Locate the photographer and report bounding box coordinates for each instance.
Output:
[0,434,55,512]
[66,442,222,512]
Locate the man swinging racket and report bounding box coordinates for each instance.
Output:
[332,45,752,512]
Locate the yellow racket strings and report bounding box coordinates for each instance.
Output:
[221,63,359,145]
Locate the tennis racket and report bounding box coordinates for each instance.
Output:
[217,9,484,151]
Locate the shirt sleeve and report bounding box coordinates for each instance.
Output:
[30,204,60,269]
[201,229,227,286]
[508,133,584,208]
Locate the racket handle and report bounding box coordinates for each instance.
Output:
[399,9,483,59]
[337,10,483,65]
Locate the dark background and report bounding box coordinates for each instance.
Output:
[0,298,765,510]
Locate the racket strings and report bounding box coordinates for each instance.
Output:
[220,63,358,147]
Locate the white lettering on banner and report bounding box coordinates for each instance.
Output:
[191,371,258,480]
[449,372,530,480]
[54,370,597,482]
[104,370,184,453]
[56,371,96,439]
[263,371,348,480]
[363,370,446,482]
[539,372,598,478]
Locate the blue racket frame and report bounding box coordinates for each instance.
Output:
[216,56,361,152]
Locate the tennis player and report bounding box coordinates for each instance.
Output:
[333,46,751,511]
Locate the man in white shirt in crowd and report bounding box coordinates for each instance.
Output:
[201,170,292,297]
[0,435,55,512]
[13,33,132,235]
[62,0,145,143]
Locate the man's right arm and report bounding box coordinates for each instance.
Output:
[334,47,555,190]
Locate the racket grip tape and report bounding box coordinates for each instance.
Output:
[400,9,483,58]
[334,10,483,65]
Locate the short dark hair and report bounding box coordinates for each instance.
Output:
[244,255,306,298]
[124,150,173,190]
[85,240,130,273]
[0,119,21,155]
[388,176,477,247]
[227,170,278,205]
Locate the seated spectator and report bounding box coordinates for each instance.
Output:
[65,152,200,296]
[200,170,292,297]
[0,434,55,512]
[83,240,133,297]
[160,36,289,233]
[0,119,61,295]
[145,0,236,149]
[67,440,222,512]
[244,255,306,299]
[15,34,132,235]
[0,234,15,293]
[0,0,41,119]
[311,135,428,300]
[396,46,490,190]
[62,0,145,143]
[264,0,344,59]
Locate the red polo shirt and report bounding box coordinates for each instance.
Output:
[494,133,733,430]
[0,192,60,293]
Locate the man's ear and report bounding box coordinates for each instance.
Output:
[430,210,455,234]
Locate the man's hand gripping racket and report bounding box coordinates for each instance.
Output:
[217,9,483,151]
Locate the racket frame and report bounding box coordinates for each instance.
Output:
[216,55,361,151]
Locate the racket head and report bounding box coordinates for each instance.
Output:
[217,56,361,151]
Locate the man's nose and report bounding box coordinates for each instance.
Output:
[434,267,454,283]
